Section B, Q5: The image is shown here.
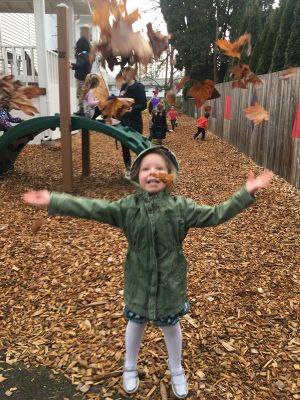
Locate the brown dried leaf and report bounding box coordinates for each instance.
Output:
[101,97,135,121]
[244,102,269,126]
[150,172,174,188]
[188,80,221,108]
[0,74,42,115]
[91,75,109,110]
[31,218,45,234]
[279,67,298,80]
[216,32,251,59]
[231,64,263,88]
[147,23,169,59]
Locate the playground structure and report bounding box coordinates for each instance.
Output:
[0,4,152,191]
[0,115,151,176]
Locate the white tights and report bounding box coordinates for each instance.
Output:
[124,320,183,372]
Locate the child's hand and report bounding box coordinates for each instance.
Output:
[245,170,274,194]
[23,190,51,208]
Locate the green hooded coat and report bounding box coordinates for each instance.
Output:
[48,147,255,320]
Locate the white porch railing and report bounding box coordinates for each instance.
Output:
[0,45,60,84]
[0,45,77,143]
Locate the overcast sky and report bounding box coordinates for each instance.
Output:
[126,0,167,33]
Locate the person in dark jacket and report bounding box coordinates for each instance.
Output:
[151,103,168,145]
[70,37,92,115]
[24,146,273,398]
[119,66,147,177]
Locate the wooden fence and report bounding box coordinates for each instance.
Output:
[183,70,300,189]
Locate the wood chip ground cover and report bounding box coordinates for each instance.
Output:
[0,115,299,399]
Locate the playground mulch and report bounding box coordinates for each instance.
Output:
[0,114,299,400]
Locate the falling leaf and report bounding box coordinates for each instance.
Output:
[188,80,221,108]
[0,75,43,115]
[216,32,251,59]
[279,67,298,80]
[92,0,155,69]
[91,74,109,110]
[244,102,269,126]
[31,218,45,234]
[101,97,135,122]
[231,64,263,89]
[0,374,7,383]
[146,23,169,59]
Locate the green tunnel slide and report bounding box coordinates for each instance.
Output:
[0,115,152,175]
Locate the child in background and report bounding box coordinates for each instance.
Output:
[148,89,161,140]
[148,89,160,113]
[168,106,179,132]
[70,36,92,116]
[24,146,273,399]
[194,112,210,140]
[81,74,101,119]
[151,103,168,145]
[0,99,23,133]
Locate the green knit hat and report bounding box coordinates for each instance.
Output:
[130,145,179,174]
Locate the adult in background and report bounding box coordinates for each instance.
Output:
[70,37,92,115]
[120,67,147,178]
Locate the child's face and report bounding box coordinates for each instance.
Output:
[138,153,169,194]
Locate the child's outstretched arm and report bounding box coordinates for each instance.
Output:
[24,190,128,229]
[183,170,274,229]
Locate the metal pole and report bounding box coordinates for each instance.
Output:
[57,3,73,192]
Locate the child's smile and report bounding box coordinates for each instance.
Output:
[138,153,169,194]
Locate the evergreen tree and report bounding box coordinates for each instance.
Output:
[271,0,298,71]
[160,0,215,81]
[256,8,282,74]
[285,0,300,67]
[238,2,263,68]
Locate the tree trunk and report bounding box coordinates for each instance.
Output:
[213,2,219,82]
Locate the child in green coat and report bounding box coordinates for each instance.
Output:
[24,146,273,399]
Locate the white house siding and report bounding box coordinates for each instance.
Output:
[0,13,36,46]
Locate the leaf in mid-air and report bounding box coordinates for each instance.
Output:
[188,80,220,108]
[244,102,269,126]
[216,32,251,59]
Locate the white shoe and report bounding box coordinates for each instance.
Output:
[168,360,188,398]
[122,367,139,394]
